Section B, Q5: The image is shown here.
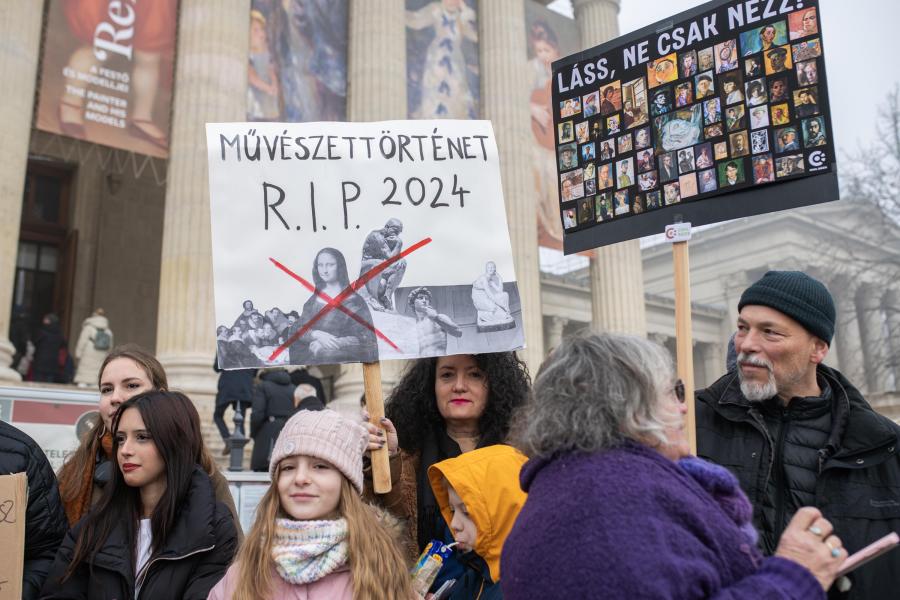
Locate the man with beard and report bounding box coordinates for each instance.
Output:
[696,271,900,600]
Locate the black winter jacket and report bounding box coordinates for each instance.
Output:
[697,365,900,600]
[39,467,237,600]
[0,421,68,600]
[213,356,256,408]
[250,370,297,472]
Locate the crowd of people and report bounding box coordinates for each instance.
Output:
[3,270,899,599]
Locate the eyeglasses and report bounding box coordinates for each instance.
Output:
[674,379,685,404]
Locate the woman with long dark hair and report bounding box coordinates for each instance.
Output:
[40,391,238,599]
[288,247,377,364]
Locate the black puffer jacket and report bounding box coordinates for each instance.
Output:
[250,370,306,471]
[697,365,900,600]
[0,421,68,600]
[39,467,237,600]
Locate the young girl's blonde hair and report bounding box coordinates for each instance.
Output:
[232,469,413,600]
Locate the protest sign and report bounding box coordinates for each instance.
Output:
[553,0,838,253]
[0,473,26,600]
[35,0,177,158]
[207,120,525,369]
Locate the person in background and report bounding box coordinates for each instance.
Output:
[73,308,113,387]
[0,421,68,599]
[213,354,257,454]
[31,313,70,383]
[249,368,297,472]
[289,366,327,404]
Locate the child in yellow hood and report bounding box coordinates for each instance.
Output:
[428,445,528,600]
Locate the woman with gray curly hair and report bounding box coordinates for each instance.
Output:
[502,332,846,599]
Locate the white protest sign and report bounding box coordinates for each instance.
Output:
[207,120,525,369]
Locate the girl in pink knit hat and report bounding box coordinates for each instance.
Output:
[208,409,414,600]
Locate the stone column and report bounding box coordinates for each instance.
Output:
[857,285,890,394]
[572,0,647,337]
[156,1,250,400]
[698,342,724,388]
[479,0,545,370]
[885,288,900,390]
[0,3,44,382]
[545,315,568,353]
[331,0,408,417]
[832,277,866,389]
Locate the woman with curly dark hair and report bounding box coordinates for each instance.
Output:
[363,352,530,583]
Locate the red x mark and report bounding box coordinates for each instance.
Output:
[268,237,433,361]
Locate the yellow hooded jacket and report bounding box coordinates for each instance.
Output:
[427,444,528,584]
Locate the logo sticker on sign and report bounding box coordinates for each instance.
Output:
[665,222,692,243]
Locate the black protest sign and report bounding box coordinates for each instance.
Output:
[553,0,838,253]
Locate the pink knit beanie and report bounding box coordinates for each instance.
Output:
[268,409,368,493]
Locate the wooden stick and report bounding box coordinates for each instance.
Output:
[363,361,392,494]
[672,240,697,455]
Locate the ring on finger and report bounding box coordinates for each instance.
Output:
[825,540,841,558]
[808,525,823,536]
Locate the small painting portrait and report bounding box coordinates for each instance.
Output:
[764,46,792,75]
[775,153,805,177]
[705,125,724,140]
[793,86,819,118]
[563,208,577,229]
[592,121,603,140]
[720,71,744,105]
[653,104,704,153]
[740,21,788,56]
[632,193,644,214]
[679,49,698,78]
[749,105,770,129]
[698,167,717,193]
[792,38,822,62]
[694,142,713,169]
[718,158,745,186]
[577,196,594,224]
[674,81,693,107]
[583,91,600,118]
[560,168,584,202]
[802,116,827,147]
[622,76,650,128]
[584,177,597,195]
[597,162,614,189]
[607,114,622,135]
[617,133,633,154]
[558,143,578,170]
[788,7,818,41]
[745,78,768,107]
[636,148,655,173]
[576,121,590,144]
[694,71,715,99]
[584,162,596,181]
[560,97,581,118]
[770,103,791,126]
[646,190,662,210]
[704,97,721,125]
[796,60,818,86]
[648,53,678,89]
[774,126,800,153]
[752,153,775,183]
[613,189,630,215]
[558,121,574,143]
[744,56,763,78]
[581,142,596,162]
[714,39,738,73]
[599,139,616,161]
[634,126,652,150]
[599,81,623,116]
[663,181,681,205]
[678,147,695,174]
[658,151,678,182]
[638,170,658,191]
[650,86,673,117]
[714,141,728,160]
[615,156,635,189]
[725,105,746,132]
[679,172,698,198]
[730,130,750,157]
[595,192,613,221]
[697,46,715,72]
[750,129,769,154]
[768,76,789,103]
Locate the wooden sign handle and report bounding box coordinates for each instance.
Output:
[673,240,697,456]
[363,361,392,494]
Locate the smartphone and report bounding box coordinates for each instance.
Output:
[836,532,900,578]
[431,578,457,600]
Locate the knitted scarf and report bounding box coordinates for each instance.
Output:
[677,456,758,545]
[271,518,349,585]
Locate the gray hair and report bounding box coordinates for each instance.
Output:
[514,331,676,457]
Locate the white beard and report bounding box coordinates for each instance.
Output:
[737,353,777,401]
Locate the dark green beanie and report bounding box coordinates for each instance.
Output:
[738,271,835,345]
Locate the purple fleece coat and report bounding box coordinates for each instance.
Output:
[501,441,824,599]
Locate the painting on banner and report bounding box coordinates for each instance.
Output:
[553,0,838,254]
[207,121,525,369]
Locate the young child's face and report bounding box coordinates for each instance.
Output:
[447,483,477,552]
[277,455,343,521]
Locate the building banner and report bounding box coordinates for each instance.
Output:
[554,0,837,253]
[35,0,178,158]
[207,120,525,369]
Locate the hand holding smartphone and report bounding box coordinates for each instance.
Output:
[836,532,899,578]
